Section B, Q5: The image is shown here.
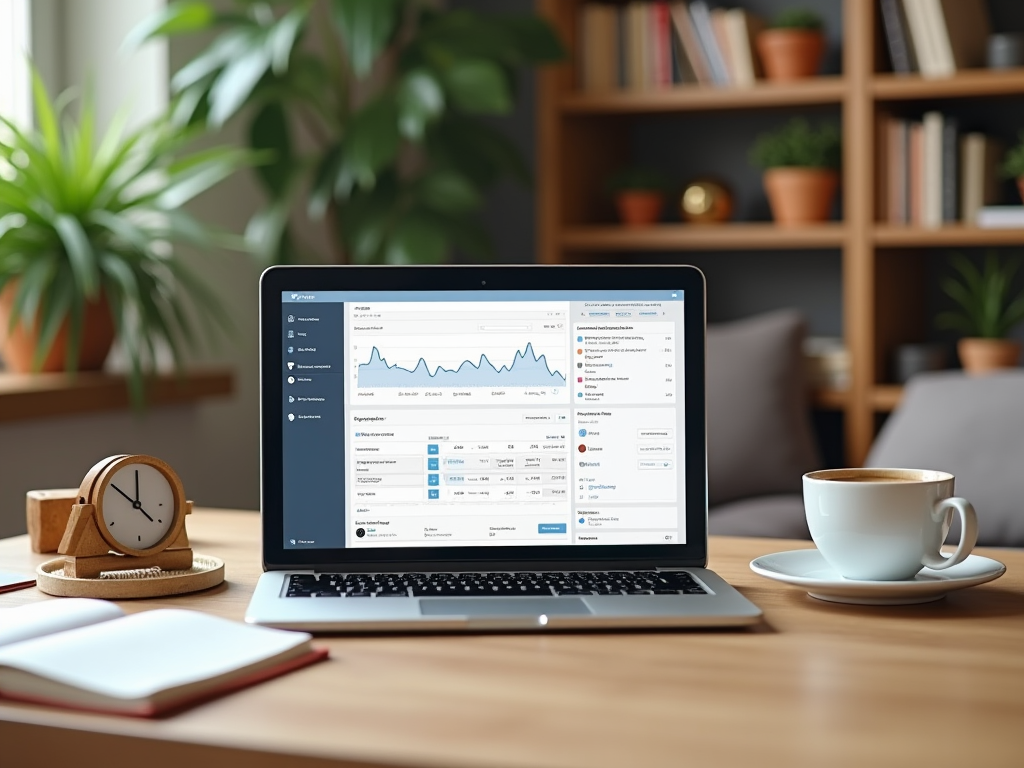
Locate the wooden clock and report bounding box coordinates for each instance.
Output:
[58,454,194,579]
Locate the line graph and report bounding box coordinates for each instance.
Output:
[358,343,567,388]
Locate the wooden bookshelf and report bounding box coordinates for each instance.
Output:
[561,223,846,251]
[560,76,847,114]
[537,0,1024,463]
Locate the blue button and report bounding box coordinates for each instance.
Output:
[538,523,567,534]
[427,444,439,455]
[427,474,439,486]
[428,489,439,499]
[427,458,439,470]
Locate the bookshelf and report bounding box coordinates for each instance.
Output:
[536,0,1024,463]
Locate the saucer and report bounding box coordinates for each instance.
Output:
[749,549,1006,605]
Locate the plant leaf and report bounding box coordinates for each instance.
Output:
[208,35,273,127]
[124,1,215,50]
[396,69,444,141]
[249,101,292,192]
[442,60,512,114]
[330,0,404,78]
[416,169,481,214]
[337,96,401,192]
[52,214,100,297]
[269,5,308,75]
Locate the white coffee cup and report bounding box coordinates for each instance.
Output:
[803,468,978,581]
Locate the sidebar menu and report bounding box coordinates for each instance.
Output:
[281,300,346,549]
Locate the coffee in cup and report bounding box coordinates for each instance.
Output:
[803,468,978,581]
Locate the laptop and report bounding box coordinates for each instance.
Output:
[245,264,762,631]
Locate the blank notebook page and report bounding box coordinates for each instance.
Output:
[0,608,312,699]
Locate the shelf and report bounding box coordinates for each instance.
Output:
[559,76,847,114]
[0,368,234,422]
[871,385,903,412]
[873,68,1024,101]
[874,225,1024,247]
[561,223,846,252]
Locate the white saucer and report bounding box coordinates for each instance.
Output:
[749,549,1006,605]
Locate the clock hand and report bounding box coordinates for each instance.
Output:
[110,483,155,522]
[111,483,135,505]
[135,469,139,502]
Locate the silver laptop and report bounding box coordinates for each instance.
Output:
[245,265,761,631]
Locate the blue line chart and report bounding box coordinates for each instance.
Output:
[358,343,567,388]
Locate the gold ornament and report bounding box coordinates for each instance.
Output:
[680,179,733,223]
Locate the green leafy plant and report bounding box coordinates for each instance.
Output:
[771,8,824,31]
[606,166,670,195]
[0,70,253,402]
[1001,131,1024,179]
[133,0,563,265]
[936,252,1024,339]
[750,119,841,170]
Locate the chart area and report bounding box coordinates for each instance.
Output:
[348,302,570,405]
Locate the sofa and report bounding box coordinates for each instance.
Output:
[704,311,1024,548]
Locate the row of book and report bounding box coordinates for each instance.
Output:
[879,0,992,78]
[880,113,1003,226]
[578,1,765,91]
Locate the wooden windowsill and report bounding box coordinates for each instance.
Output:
[0,368,234,422]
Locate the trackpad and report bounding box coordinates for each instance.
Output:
[420,597,591,617]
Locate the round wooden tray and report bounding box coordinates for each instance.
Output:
[35,554,225,598]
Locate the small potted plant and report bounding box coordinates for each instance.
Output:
[756,9,826,81]
[750,119,840,226]
[1001,131,1024,204]
[937,252,1024,374]
[607,167,669,227]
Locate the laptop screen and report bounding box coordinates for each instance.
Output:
[280,286,687,550]
[260,266,707,568]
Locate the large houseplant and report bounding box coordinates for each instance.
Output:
[937,252,1024,373]
[134,0,563,265]
[0,70,253,402]
[750,118,840,226]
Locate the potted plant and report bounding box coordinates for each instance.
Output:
[750,119,840,226]
[1001,131,1024,204]
[937,252,1024,374]
[133,0,563,265]
[606,167,669,226]
[756,9,826,81]
[0,71,252,402]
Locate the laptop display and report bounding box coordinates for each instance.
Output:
[260,265,709,570]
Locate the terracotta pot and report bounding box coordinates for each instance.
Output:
[0,283,116,373]
[763,168,838,226]
[615,191,664,227]
[957,338,1021,375]
[756,29,826,81]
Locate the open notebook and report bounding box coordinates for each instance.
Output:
[0,599,327,717]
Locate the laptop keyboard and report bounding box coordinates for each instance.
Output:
[285,571,707,598]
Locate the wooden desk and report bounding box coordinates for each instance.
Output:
[1,509,1021,768]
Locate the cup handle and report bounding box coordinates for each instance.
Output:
[920,497,978,570]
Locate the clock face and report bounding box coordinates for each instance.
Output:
[100,463,176,550]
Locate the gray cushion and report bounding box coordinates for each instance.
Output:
[706,309,821,507]
[708,495,810,539]
[866,370,1024,547]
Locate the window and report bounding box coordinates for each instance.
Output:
[0,0,31,126]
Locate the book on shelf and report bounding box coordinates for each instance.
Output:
[960,133,1004,224]
[976,206,1024,228]
[883,113,1006,227]
[879,0,918,74]
[0,598,327,717]
[577,2,765,92]
[902,0,992,78]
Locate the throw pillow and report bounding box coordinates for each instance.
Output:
[706,309,821,507]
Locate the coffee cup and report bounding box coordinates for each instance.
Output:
[803,468,978,581]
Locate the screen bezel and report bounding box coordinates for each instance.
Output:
[260,265,708,570]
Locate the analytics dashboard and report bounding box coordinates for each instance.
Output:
[279,289,687,550]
